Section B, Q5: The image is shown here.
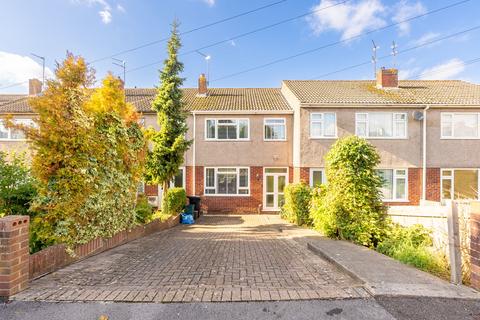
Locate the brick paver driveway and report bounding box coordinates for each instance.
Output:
[14,215,366,303]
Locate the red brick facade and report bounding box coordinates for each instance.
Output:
[426,168,441,202]
[0,216,29,300]
[470,202,480,290]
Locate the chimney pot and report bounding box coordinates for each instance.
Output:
[29,79,42,96]
[376,68,398,89]
[197,73,208,97]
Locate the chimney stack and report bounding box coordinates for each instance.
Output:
[197,73,208,97]
[29,79,42,96]
[376,68,398,89]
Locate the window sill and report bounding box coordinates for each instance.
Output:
[203,194,251,197]
[309,136,338,140]
[360,137,409,140]
[204,139,251,142]
[264,139,287,142]
[440,137,480,140]
[383,199,410,203]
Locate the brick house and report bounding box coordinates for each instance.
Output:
[1,69,480,213]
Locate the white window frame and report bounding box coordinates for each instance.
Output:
[310,112,337,139]
[377,168,409,202]
[205,118,250,141]
[309,168,326,187]
[0,119,34,141]
[264,118,287,141]
[170,167,186,189]
[204,167,250,196]
[356,112,407,139]
[440,112,480,139]
[441,168,480,201]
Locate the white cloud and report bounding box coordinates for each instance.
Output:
[229,40,236,47]
[116,4,125,13]
[307,0,386,40]
[399,67,420,80]
[203,0,215,7]
[392,1,426,36]
[0,51,54,93]
[72,0,113,24]
[420,58,466,80]
[411,32,440,47]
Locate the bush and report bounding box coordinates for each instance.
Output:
[0,152,37,216]
[135,194,154,224]
[281,182,312,226]
[310,136,389,248]
[162,187,186,216]
[377,224,449,278]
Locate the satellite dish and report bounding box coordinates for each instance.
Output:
[413,111,424,121]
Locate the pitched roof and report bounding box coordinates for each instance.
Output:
[0,94,26,106]
[0,88,292,114]
[283,80,480,106]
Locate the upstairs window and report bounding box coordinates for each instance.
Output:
[310,112,336,138]
[356,112,407,138]
[205,119,249,140]
[264,118,286,141]
[0,119,34,140]
[441,113,480,139]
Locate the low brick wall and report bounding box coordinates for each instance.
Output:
[29,214,180,280]
[470,202,480,290]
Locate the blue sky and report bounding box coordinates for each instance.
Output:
[1,0,479,93]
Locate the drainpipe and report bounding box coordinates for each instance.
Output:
[192,112,196,195]
[422,105,430,202]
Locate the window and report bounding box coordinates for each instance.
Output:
[310,112,336,138]
[376,169,408,201]
[204,167,249,195]
[205,119,249,140]
[264,118,286,140]
[0,119,34,140]
[170,167,185,188]
[441,113,480,139]
[356,113,407,138]
[441,169,479,200]
[310,168,326,187]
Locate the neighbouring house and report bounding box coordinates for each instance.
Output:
[1,68,480,213]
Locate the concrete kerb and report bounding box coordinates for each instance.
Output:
[306,238,480,300]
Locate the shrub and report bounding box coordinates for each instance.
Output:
[135,194,154,224]
[310,136,389,248]
[281,182,312,226]
[0,152,37,216]
[377,224,449,278]
[162,187,186,216]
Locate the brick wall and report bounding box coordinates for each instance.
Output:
[0,216,29,300]
[426,168,441,202]
[470,202,480,290]
[299,167,310,184]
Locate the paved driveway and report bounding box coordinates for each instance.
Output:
[14,215,365,303]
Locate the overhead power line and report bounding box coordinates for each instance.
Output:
[210,0,472,83]
[126,0,352,74]
[309,25,480,79]
[89,0,290,64]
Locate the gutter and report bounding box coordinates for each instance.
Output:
[422,105,430,201]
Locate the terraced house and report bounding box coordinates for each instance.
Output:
[1,69,480,213]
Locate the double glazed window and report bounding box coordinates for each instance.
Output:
[356,112,407,138]
[205,167,249,195]
[441,113,480,139]
[264,118,286,140]
[0,119,34,140]
[310,113,336,138]
[376,169,408,201]
[206,119,249,140]
[310,168,326,187]
[441,169,479,200]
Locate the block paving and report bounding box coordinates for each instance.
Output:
[13,215,366,303]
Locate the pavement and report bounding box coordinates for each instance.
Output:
[2,297,480,320]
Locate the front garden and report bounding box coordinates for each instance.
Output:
[281,136,450,280]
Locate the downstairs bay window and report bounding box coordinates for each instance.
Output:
[376,169,408,201]
[441,169,479,200]
[204,167,249,195]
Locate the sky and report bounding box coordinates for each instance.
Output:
[1,0,480,93]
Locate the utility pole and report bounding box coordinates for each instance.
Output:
[371,40,379,78]
[196,51,211,85]
[31,53,45,87]
[112,58,126,86]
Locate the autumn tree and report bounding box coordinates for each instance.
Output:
[145,20,192,196]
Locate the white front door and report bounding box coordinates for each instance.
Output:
[264,168,288,211]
